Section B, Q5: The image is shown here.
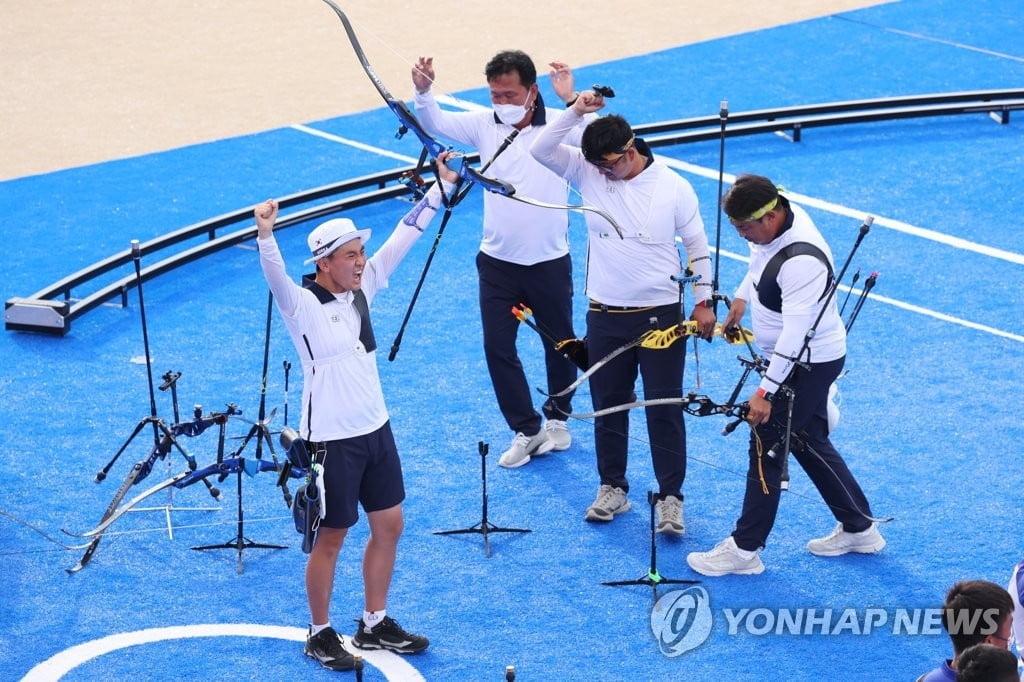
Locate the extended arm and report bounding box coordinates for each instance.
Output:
[255,200,303,318]
[529,89,606,177]
[363,152,460,291]
[411,56,480,146]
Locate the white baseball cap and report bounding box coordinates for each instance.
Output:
[304,218,372,264]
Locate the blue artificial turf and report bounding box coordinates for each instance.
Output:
[3,1,1023,679]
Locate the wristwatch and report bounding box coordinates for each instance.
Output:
[755,387,775,403]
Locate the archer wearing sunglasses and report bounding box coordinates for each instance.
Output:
[530,89,716,535]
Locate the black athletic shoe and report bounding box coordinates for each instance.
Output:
[304,626,356,671]
[352,616,429,654]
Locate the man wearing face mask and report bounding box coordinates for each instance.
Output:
[529,90,716,533]
[412,51,591,469]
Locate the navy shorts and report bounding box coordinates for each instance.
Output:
[311,421,406,529]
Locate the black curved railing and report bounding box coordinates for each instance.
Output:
[633,88,1024,145]
[3,167,457,335]
[6,88,1022,335]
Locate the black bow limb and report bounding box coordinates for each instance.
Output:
[318,0,627,235]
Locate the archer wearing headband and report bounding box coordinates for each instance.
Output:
[687,173,885,576]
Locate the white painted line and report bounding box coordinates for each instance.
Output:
[290,123,419,164]
[435,94,488,111]
[860,292,1024,343]
[715,247,1024,343]
[661,158,1024,265]
[878,27,1024,63]
[297,99,1024,265]
[21,623,426,681]
[834,15,1024,63]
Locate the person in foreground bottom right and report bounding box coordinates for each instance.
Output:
[916,580,1014,681]
[686,174,885,577]
[954,643,1018,682]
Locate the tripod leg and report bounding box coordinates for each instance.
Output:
[601,491,700,590]
[647,491,660,580]
[95,418,153,482]
[433,441,530,555]
[191,469,286,572]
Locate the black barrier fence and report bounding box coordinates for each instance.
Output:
[6,88,1022,335]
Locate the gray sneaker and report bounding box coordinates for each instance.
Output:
[585,485,630,521]
[498,430,554,468]
[544,419,572,451]
[655,495,685,535]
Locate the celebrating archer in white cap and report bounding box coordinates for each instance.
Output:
[254,152,459,671]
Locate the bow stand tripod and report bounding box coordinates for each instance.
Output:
[126,369,221,537]
[434,441,530,557]
[602,491,700,597]
[97,240,220,540]
[192,290,289,573]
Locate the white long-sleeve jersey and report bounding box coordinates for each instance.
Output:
[733,201,847,392]
[257,183,448,441]
[413,90,583,266]
[530,106,713,307]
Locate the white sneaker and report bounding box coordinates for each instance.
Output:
[498,430,554,468]
[584,485,630,521]
[686,536,765,576]
[655,495,685,535]
[807,522,886,557]
[544,419,571,451]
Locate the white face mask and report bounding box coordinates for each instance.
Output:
[493,92,534,126]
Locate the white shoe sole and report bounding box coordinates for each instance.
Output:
[303,647,355,671]
[808,537,886,557]
[498,434,556,468]
[686,554,765,576]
